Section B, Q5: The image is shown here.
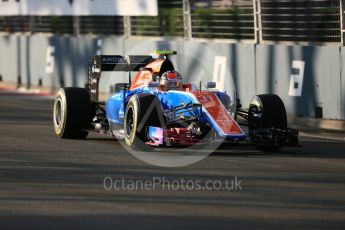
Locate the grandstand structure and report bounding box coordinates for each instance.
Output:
[0,0,343,45]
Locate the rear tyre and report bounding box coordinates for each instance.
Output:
[53,87,92,139]
[248,94,287,151]
[124,94,164,150]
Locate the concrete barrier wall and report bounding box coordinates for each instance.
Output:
[0,34,344,120]
[256,44,342,120]
[0,35,98,89]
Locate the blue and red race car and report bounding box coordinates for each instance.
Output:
[53,50,299,150]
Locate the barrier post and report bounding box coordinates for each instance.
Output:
[254,0,262,44]
[341,0,344,46]
[183,0,192,40]
[124,16,131,38]
[73,16,80,37]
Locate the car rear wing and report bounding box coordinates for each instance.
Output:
[88,55,153,101]
[92,55,153,72]
[88,51,177,102]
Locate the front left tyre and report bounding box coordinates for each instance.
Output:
[124,93,164,149]
[53,87,92,139]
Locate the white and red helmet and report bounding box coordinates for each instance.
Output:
[159,70,183,90]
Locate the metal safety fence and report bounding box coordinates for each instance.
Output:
[259,0,341,44]
[190,0,255,40]
[0,0,344,45]
[130,0,184,36]
[0,16,124,35]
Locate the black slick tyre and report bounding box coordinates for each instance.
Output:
[124,93,163,149]
[248,94,287,151]
[53,87,91,139]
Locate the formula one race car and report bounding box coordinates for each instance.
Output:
[53,50,299,150]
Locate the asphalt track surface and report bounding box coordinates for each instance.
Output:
[0,90,344,230]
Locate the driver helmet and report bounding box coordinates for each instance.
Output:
[159,70,183,91]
